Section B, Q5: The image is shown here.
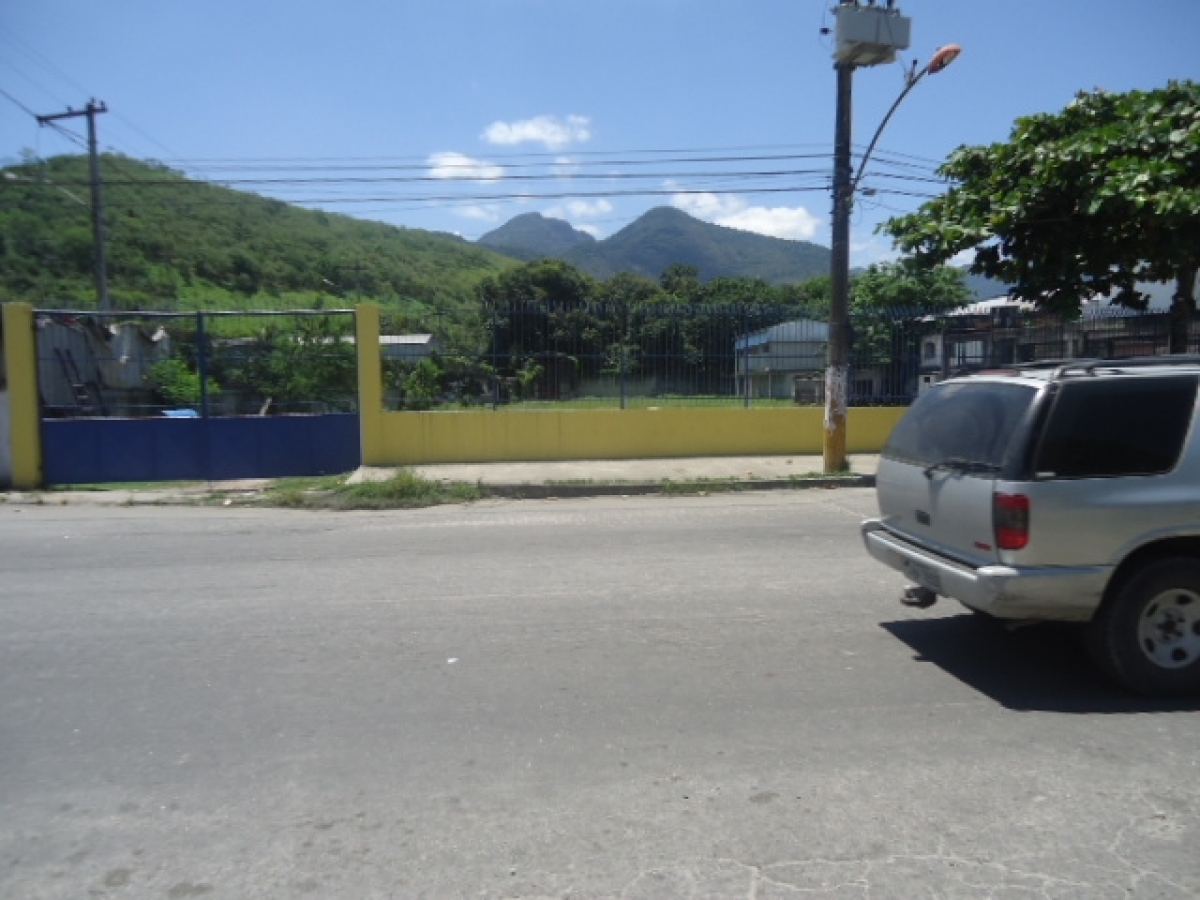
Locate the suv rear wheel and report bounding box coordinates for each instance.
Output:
[1087,558,1200,696]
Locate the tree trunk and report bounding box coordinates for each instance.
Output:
[1168,266,1197,355]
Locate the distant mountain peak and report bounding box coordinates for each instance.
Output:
[480,206,830,285]
[477,213,595,262]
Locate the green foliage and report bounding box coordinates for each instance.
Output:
[881,81,1200,345]
[262,471,485,509]
[146,358,219,408]
[402,358,443,410]
[209,315,358,412]
[477,258,836,398]
[0,154,516,313]
[850,260,969,314]
[513,360,544,399]
[844,263,969,393]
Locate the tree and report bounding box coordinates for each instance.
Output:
[882,81,1200,352]
[848,262,970,400]
[850,261,969,314]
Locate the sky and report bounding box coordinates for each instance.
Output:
[2,0,1198,271]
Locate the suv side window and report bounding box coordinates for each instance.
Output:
[1034,375,1198,478]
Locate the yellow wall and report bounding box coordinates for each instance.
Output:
[354,303,904,466]
[374,406,904,465]
[2,303,42,489]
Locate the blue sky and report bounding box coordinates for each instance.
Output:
[2,1,1197,269]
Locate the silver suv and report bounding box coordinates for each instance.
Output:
[862,357,1200,696]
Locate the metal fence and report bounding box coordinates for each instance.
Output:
[35,309,358,419]
[34,303,1199,418]
[380,302,1200,411]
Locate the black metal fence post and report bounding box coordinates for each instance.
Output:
[742,306,751,409]
[491,306,500,410]
[620,302,628,410]
[196,310,210,419]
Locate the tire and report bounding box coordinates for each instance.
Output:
[1087,557,1200,697]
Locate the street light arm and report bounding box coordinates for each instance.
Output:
[848,44,961,198]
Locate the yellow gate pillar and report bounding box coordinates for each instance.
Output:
[2,303,42,489]
[355,303,384,466]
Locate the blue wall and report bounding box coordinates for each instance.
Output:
[42,414,360,485]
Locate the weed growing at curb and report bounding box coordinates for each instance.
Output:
[257,470,486,510]
[659,478,741,495]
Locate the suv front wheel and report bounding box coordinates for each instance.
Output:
[1087,557,1200,697]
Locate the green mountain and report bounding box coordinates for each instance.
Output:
[0,154,516,312]
[477,212,595,261]
[480,206,831,284]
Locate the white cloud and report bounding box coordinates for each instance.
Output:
[457,204,502,222]
[565,199,613,218]
[552,156,580,177]
[669,186,820,241]
[850,235,901,266]
[482,115,592,151]
[427,152,503,181]
[718,206,821,241]
[543,198,613,227]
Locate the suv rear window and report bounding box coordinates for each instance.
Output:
[1034,375,1198,478]
[884,381,1036,468]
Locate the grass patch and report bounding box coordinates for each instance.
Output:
[257,470,486,510]
[658,477,742,495]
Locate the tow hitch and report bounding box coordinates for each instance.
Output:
[901,585,938,609]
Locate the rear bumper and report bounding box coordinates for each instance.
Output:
[861,519,1109,621]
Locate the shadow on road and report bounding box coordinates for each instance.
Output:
[881,613,1200,714]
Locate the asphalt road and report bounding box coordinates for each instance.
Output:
[1,491,1197,899]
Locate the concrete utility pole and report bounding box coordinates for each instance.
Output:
[38,99,109,311]
[823,4,960,473]
[824,1,910,472]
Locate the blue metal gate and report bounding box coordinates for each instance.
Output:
[36,309,361,485]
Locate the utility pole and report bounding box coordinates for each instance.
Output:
[823,1,910,472]
[38,99,109,311]
[826,61,854,472]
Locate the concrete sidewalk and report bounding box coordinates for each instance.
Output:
[355,453,879,498]
[2,455,879,505]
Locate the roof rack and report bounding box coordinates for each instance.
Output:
[1042,356,1200,378]
[1008,359,1081,371]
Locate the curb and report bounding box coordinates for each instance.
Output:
[480,474,875,499]
[2,475,876,507]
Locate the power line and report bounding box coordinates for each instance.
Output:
[0,87,40,119]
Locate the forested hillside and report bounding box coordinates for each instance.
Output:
[0,154,515,315]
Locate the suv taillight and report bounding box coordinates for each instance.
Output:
[994,492,1030,551]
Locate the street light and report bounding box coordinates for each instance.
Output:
[851,44,962,197]
[823,3,960,473]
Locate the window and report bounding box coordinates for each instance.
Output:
[1034,376,1197,478]
[885,381,1037,468]
[923,341,936,360]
